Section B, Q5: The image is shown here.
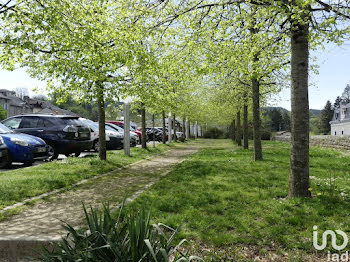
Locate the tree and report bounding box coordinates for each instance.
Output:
[32,94,48,101]
[319,100,334,134]
[15,87,29,99]
[0,104,7,120]
[152,0,350,197]
[334,96,342,109]
[342,84,350,103]
[1,0,154,160]
[281,111,291,131]
[269,109,283,132]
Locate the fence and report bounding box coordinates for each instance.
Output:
[274,134,350,150]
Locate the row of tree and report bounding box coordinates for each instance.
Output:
[1,1,350,198]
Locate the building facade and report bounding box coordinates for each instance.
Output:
[0,89,77,118]
[330,103,350,136]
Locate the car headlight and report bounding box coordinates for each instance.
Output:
[10,138,29,146]
[0,137,4,145]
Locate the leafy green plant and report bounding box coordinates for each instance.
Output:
[40,204,202,262]
[204,127,224,139]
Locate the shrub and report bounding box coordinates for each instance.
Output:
[40,204,202,262]
[261,129,272,140]
[204,127,224,139]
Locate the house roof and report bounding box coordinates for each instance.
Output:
[35,101,78,116]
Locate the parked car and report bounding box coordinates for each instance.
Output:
[154,127,168,140]
[0,123,48,167]
[107,121,141,143]
[2,114,92,160]
[104,124,123,149]
[145,127,163,142]
[105,122,138,147]
[0,138,8,168]
[155,127,183,140]
[78,118,110,152]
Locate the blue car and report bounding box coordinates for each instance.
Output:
[0,123,48,167]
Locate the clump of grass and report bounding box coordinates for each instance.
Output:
[40,204,202,262]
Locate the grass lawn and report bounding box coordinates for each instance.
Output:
[0,143,179,210]
[126,139,350,261]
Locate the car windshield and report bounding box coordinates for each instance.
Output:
[107,123,123,132]
[80,119,98,130]
[0,123,14,134]
[105,125,118,132]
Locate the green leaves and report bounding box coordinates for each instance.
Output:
[40,204,201,261]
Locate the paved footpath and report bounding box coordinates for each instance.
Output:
[0,145,198,261]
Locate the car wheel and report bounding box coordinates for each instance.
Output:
[74,152,81,157]
[93,140,99,152]
[0,154,11,169]
[23,161,33,167]
[47,144,58,161]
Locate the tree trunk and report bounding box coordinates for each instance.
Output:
[97,84,106,160]
[252,76,263,160]
[231,119,236,142]
[124,103,130,156]
[162,111,166,144]
[236,111,242,146]
[183,116,186,140]
[173,113,177,142]
[141,103,147,149]
[243,104,249,149]
[288,17,311,198]
[168,112,172,143]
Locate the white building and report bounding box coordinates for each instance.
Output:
[330,103,350,136]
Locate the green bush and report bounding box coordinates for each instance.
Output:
[0,105,7,121]
[261,129,272,140]
[204,127,224,139]
[245,126,271,140]
[40,204,202,262]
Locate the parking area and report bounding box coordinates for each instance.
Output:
[0,141,162,172]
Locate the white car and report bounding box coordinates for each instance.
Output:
[80,118,123,151]
[79,118,108,151]
[106,123,139,147]
[156,127,183,139]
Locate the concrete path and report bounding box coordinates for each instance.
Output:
[0,145,198,261]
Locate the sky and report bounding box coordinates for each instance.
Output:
[0,42,349,110]
[271,42,350,110]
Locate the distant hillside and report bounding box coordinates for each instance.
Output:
[262,107,289,113]
[263,107,321,114]
[310,109,322,116]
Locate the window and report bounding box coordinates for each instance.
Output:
[37,118,46,128]
[19,117,40,128]
[3,117,22,129]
